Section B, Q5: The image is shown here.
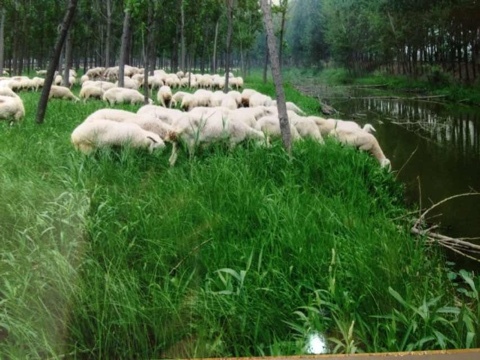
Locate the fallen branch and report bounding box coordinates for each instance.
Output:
[411,192,480,262]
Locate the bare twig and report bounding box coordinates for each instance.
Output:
[414,192,480,230]
[410,192,480,262]
[395,146,418,180]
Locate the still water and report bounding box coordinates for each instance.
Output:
[323,90,480,269]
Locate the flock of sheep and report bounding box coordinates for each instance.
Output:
[0,65,391,169]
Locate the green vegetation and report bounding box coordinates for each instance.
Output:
[281,67,480,107]
[1,85,479,358]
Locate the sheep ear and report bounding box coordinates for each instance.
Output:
[147,136,157,143]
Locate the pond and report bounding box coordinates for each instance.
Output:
[298,84,480,271]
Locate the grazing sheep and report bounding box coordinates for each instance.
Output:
[180,93,199,111]
[228,106,273,128]
[290,114,324,143]
[330,127,391,169]
[81,80,116,91]
[137,104,184,125]
[157,85,173,108]
[115,76,139,90]
[240,88,258,107]
[221,96,238,110]
[103,87,152,106]
[84,109,140,123]
[71,119,165,155]
[193,89,213,107]
[85,108,174,140]
[249,92,274,107]
[0,95,25,122]
[0,86,21,98]
[49,85,80,102]
[79,86,105,101]
[166,109,266,166]
[270,100,306,115]
[171,91,190,107]
[85,67,106,79]
[30,77,45,91]
[255,115,301,144]
[310,116,375,137]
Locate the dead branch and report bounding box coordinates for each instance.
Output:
[411,192,480,262]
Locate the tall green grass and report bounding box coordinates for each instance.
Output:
[0,84,479,358]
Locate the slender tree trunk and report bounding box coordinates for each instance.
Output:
[118,7,131,87]
[278,0,288,69]
[260,0,291,153]
[224,0,234,93]
[180,0,186,71]
[36,0,78,124]
[263,34,269,83]
[212,19,219,73]
[144,2,154,104]
[0,8,5,76]
[105,0,112,68]
[63,31,73,87]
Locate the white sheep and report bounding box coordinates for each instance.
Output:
[0,86,21,98]
[240,88,258,107]
[79,86,105,101]
[103,87,152,106]
[309,116,375,137]
[171,91,190,107]
[330,127,391,169]
[49,85,80,102]
[166,109,266,166]
[270,100,306,115]
[255,115,301,144]
[81,80,116,91]
[0,95,25,122]
[249,92,273,107]
[137,104,184,125]
[221,96,238,110]
[290,114,324,143]
[71,119,165,155]
[115,76,139,90]
[84,108,174,140]
[157,85,173,108]
[180,93,199,111]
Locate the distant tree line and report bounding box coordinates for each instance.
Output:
[0,0,478,83]
[285,0,480,84]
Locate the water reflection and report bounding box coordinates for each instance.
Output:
[330,94,480,269]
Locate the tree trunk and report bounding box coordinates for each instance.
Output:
[63,31,73,87]
[180,0,186,71]
[144,3,154,104]
[278,0,288,69]
[262,34,269,83]
[105,0,112,68]
[36,0,78,124]
[212,19,219,73]
[224,0,234,93]
[260,0,291,153]
[118,7,131,87]
[0,8,5,76]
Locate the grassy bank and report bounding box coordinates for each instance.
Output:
[282,67,480,106]
[1,84,479,358]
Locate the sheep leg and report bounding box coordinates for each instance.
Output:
[169,142,179,166]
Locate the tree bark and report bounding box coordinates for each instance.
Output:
[36,0,78,124]
[0,8,5,76]
[212,19,219,73]
[180,0,186,71]
[105,0,112,68]
[224,0,234,93]
[118,7,131,87]
[63,31,73,87]
[260,0,291,153]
